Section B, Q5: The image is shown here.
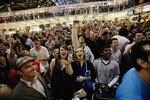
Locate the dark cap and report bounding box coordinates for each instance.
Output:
[13,57,34,70]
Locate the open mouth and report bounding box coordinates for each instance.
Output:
[35,43,38,45]
[61,53,66,57]
[78,54,82,58]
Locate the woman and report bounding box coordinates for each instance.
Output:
[72,47,96,100]
[50,45,73,100]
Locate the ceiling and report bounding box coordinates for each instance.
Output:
[0,0,103,12]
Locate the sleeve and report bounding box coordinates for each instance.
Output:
[108,62,120,87]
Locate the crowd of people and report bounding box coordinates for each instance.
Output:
[0,17,150,100]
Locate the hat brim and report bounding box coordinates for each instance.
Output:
[14,57,34,70]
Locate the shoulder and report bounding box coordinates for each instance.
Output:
[41,46,48,50]
[51,58,56,64]
[117,68,140,94]
[111,60,119,65]
[8,82,25,98]
[93,58,101,63]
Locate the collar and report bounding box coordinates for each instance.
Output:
[21,75,38,87]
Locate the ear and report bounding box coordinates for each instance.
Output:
[17,70,23,76]
[137,58,148,69]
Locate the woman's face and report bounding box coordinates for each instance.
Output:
[48,35,53,41]
[60,47,68,59]
[53,49,59,58]
[75,48,84,61]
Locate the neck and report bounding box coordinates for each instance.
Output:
[112,47,117,51]
[79,59,84,65]
[35,46,40,51]
[137,69,150,85]
[102,57,110,60]
[79,44,84,47]
[22,76,35,82]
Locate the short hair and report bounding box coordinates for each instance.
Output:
[100,45,111,53]
[131,40,150,71]
[131,30,143,38]
[110,38,118,44]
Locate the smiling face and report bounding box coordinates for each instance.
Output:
[101,47,111,60]
[75,47,85,61]
[133,32,144,42]
[89,30,97,41]
[111,39,119,49]
[18,61,38,81]
[59,46,68,59]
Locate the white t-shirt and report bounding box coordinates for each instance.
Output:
[30,46,50,68]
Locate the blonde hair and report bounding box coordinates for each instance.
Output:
[74,47,86,62]
[18,50,32,58]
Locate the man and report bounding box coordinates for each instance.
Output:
[30,37,50,68]
[123,30,144,55]
[116,40,150,100]
[93,46,120,97]
[8,56,53,100]
[112,27,130,52]
[110,38,122,64]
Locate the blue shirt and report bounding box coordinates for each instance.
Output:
[116,68,150,100]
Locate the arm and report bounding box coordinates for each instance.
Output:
[108,75,119,87]
[108,62,120,87]
[50,58,55,79]
[61,53,73,75]
[65,63,73,75]
[71,24,79,50]
[123,43,134,55]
